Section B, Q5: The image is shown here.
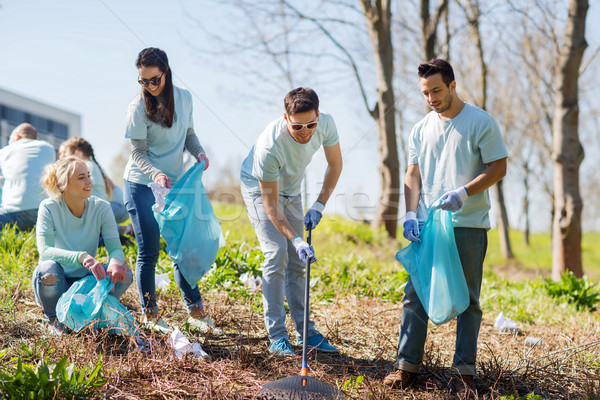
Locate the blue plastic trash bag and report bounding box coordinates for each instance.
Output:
[56,276,138,335]
[395,205,469,325]
[154,161,225,288]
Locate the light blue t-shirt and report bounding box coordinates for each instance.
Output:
[408,103,508,229]
[0,138,56,212]
[240,113,339,196]
[123,86,194,185]
[86,160,108,201]
[36,196,124,278]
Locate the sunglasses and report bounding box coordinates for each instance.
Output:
[138,72,164,87]
[287,118,319,131]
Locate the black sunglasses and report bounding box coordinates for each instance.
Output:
[138,72,164,87]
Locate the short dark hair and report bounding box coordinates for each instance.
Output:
[284,87,319,115]
[418,58,455,86]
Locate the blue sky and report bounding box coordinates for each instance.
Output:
[1,0,599,228]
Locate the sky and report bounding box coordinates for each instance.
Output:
[1,0,599,230]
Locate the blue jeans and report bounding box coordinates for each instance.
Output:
[110,201,129,224]
[395,228,487,376]
[242,190,318,343]
[0,208,38,231]
[123,180,203,315]
[31,260,134,323]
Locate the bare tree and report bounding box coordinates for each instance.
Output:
[457,0,514,259]
[551,0,588,279]
[191,0,401,237]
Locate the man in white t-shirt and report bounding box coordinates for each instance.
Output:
[0,123,56,231]
[240,87,343,356]
[384,59,508,397]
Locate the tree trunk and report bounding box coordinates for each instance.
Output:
[461,0,514,259]
[551,0,587,280]
[420,0,448,61]
[361,0,399,238]
[522,161,530,246]
[495,180,514,259]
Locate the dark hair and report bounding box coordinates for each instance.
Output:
[284,87,319,115]
[136,47,175,128]
[418,58,455,86]
[60,137,112,198]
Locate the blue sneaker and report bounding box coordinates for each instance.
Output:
[268,338,295,356]
[298,333,339,353]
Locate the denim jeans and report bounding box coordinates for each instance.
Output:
[395,228,487,376]
[31,260,134,323]
[242,190,318,343]
[110,201,129,224]
[123,180,203,315]
[0,208,38,231]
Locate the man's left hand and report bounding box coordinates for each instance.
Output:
[438,187,469,212]
[304,201,325,230]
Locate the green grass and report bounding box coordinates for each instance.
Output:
[485,229,600,280]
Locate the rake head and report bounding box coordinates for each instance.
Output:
[256,375,346,400]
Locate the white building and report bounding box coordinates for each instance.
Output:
[0,87,80,149]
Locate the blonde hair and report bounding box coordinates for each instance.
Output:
[41,156,87,199]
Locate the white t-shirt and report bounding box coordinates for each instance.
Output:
[0,138,56,212]
[240,113,339,196]
[86,160,108,201]
[123,86,194,185]
[408,103,509,228]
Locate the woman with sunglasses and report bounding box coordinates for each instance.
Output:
[123,47,222,335]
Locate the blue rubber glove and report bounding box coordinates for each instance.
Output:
[438,187,469,212]
[403,211,421,243]
[292,236,317,263]
[304,201,325,230]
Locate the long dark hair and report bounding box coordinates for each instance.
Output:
[136,47,175,128]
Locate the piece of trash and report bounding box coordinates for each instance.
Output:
[239,272,261,292]
[525,336,543,347]
[168,327,211,360]
[155,273,171,290]
[148,182,170,213]
[494,311,518,333]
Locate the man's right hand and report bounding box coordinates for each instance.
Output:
[292,236,317,263]
[402,211,421,243]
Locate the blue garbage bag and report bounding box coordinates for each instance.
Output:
[395,204,469,325]
[154,161,225,288]
[56,276,138,335]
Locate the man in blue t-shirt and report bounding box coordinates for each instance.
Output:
[0,123,56,231]
[384,59,508,396]
[240,87,343,356]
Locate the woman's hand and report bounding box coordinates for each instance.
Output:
[80,252,106,281]
[196,153,209,171]
[154,173,171,189]
[107,260,128,291]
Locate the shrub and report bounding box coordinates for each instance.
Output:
[544,271,600,312]
[0,349,106,400]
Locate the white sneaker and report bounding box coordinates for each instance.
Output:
[186,317,224,335]
[142,316,174,334]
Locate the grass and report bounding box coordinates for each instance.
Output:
[0,203,599,399]
[485,229,600,280]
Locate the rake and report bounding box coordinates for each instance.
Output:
[255,227,347,400]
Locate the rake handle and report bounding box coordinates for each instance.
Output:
[301,227,312,379]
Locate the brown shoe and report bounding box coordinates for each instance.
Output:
[451,375,476,399]
[383,369,416,389]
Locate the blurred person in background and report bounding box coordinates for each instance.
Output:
[0,123,55,231]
